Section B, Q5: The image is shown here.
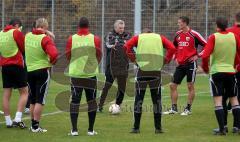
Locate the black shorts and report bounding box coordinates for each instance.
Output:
[70,77,97,111]
[28,69,50,105]
[1,65,27,89]
[172,61,197,84]
[210,73,237,97]
[70,76,97,92]
[136,69,161,90]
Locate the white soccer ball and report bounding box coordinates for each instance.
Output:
[108,104,121,115]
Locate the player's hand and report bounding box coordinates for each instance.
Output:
[112,43,117,51]
[202,66,209,74]
[175,60,179,66]
[188,55,198,63]
[203,69,209,74]
[46,30,55,40]
[197,65,203,72]
[164,58,170,65]
[133,61,138,67]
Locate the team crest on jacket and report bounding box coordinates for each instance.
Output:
[186,37,190,41]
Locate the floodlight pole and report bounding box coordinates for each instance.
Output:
[2,0,5,29]
[153,0,156,32]
[134,0,142,35]
[205,0,208,39]
[51,0,55,33]
[101,0,105,73]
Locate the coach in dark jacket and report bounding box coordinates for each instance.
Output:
[98,20,131,112]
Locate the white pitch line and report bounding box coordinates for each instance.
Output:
[0,111,63,124]
[0,91,210,124]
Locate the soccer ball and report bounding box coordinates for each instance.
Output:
[108,104,121,115]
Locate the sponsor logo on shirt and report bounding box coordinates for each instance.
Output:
[178,41,189,47]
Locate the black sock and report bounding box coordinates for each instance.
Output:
[31,119,34,128]
[32,120,39,129]
[88,111,96,132]
[154,113,162,130]
[223,104,228,126]
[185,104,192,111]
[215,106,225,131]
[134,113,142,130]
[172,104,178,111]
[232,105,240,128]
[70,103,80,132]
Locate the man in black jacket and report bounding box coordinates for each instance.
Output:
[98,20,131,112]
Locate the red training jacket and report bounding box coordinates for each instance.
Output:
[227,24,240,72]
[173,29,207,65]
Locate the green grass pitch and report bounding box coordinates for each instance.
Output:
[0,75,239,142]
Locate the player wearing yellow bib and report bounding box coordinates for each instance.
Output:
[0,18,28,129]
[25,18,58,133]
[201,17,240,135]
[24,21,56,114]
[124,28,176,134]
[65,17,102,136]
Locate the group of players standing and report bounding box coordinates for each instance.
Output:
[0,12,240,136]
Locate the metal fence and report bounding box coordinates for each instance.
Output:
[1,0,240,73]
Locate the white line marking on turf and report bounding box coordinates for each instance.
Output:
[0,91,210,124]
[0,111,63,124]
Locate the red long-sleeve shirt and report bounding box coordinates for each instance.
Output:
[31,29,58,64]
[124,34,176,63]
[227,24,240,71]
[200,31,240,73]
[0,25,25,67]
[173,29,207,65]
[65,28,102,63]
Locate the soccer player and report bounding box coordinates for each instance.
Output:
[25,18,58,133]
[24,22,55,114]
[98,20,131,112]
[0,18,28,128]
[201,17,240,135]
[220,12,240,132]
[164,16,207,115]
[124,28,176,134]
[65,17,102,136]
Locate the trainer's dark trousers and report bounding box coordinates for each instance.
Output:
[99,71,127,108]
[133,69,162,130]
[70,77,97,132]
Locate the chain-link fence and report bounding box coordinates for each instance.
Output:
[1,0,240,73]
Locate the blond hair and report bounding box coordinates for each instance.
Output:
[35,18,48,28]
[114,20,125,29]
